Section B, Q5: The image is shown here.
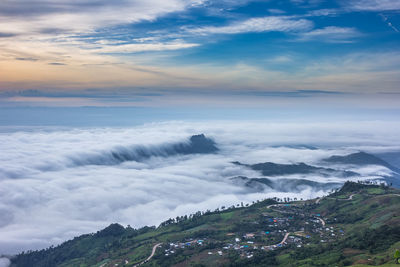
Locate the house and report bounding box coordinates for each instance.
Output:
[244,233,255,239]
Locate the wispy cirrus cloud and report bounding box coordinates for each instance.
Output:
[0,32,17,38]
[0,0,199,34]
[297,26,363,43]
[305,8,342,17]
[15,57,39,62]
[344,0,400,11]
[0,0,399,104]
[0,0,206,70]
[186,16,314,35]
[88,42,199,54]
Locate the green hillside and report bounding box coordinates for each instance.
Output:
[10,182,400,267]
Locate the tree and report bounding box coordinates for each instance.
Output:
[394,249,400,264]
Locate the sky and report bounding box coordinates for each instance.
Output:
[0,0,400,110]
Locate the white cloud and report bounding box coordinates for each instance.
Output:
[89,42,199,53]
[0,121,399,255]
[186,16,314,35]
[268,9,286,14]
[297,26,363,42]
[0,0,197,34]
[306,8,341,17]
[0,258,10,267]
[0,0,203,60]
[346,0,400,11]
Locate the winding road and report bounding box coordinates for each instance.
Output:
[264,232,290,249]
[133,243,162,267]
[316,217,326,226]
[279,232,290,245]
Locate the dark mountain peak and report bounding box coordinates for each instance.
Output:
[95,223,125,237]
[233,161,358,177]
[186,134,218,154]
[250,162,323,176]
[190,133,206,141]
[328,151,380,162]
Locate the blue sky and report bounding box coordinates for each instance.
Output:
[0,0,399,110]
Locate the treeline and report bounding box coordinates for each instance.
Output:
[12,224,156,267]
[159,198,278,228]
[288,225,400,266]
[330,180,388,196]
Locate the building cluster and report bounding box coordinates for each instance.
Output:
[164,239,205,256]
[162,205,345,260]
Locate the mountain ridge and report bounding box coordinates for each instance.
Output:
[8,182,400,267]
[323,151,399,173]
[69,134,218,166]
[232,161,359,177]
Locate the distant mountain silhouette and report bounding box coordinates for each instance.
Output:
[176,134,218,154]
[375,152,400,170]
[323,152,399,172]
[233,161,358,177]
[272,144,318,150]
[323,151,400,187]
[230,176,341,192]
[69,134,218,166]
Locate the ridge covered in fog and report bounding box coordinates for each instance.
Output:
[69,134,218,166]
[0,121,399,255]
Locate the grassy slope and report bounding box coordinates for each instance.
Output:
[11,182,400,267]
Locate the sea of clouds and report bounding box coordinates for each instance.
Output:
[0,121,399,256]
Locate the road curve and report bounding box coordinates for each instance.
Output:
[279,232,290,245]
[316,217,326,226]
[264,232,290,250]
[133,243,162,267]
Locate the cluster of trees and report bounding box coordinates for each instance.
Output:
[288,225,400,266]
[12,223,159,267]
[330,181,388,196]
[345,226,400,253]
[159,198,278,228]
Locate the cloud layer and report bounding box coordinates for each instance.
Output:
[346,0,400,11]
[1,121,399,255]
[187,16,313,34]
[0,0,399,107]
[0,0,196,33]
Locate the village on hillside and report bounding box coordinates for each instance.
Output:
[158,201,346,262]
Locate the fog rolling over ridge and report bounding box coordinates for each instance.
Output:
[0,121,400,255]
[69,134,218,167]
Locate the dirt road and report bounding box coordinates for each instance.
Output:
[133,243,162,267]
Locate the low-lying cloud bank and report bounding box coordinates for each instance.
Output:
[0,258,10,267]
[0,121,399,255]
